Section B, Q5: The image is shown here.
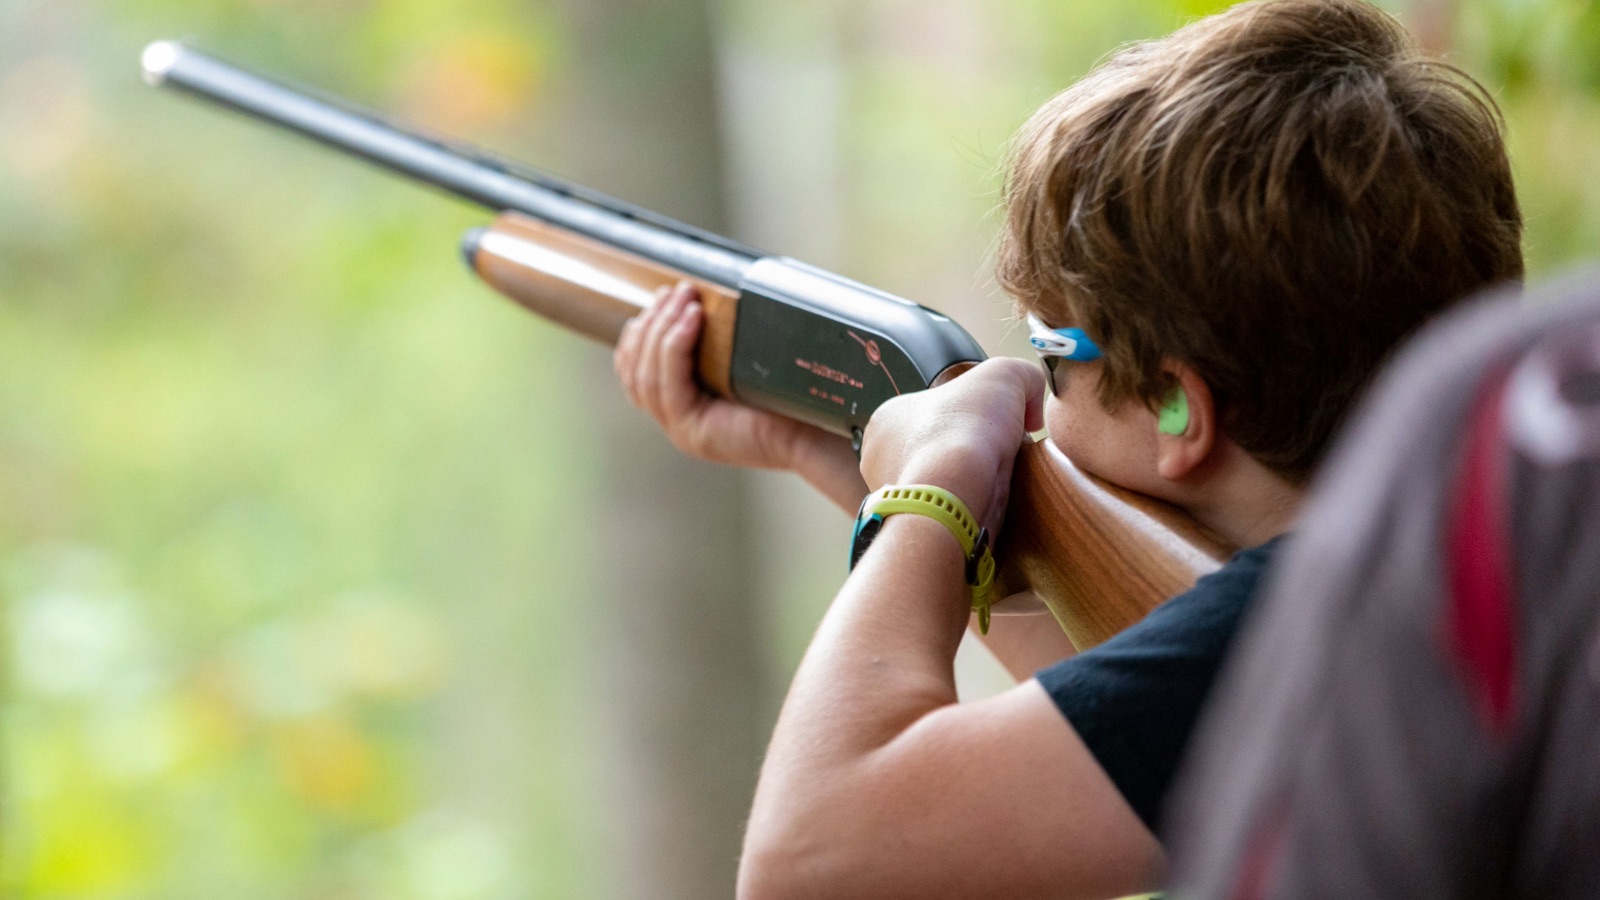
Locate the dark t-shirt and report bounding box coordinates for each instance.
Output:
[1035,537,1283,832]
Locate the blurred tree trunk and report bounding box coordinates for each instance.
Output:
[551,2,765,898]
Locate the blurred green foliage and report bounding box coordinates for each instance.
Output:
[3,1,604,897]
[3,0,1600,897]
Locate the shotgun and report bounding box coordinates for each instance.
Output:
[140,40,1232,649]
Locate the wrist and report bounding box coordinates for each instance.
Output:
[849,483,998,631]
[854,515,972,628]
[894,452,993,519]
[786,421,841,471]
[875,514,969,575]
[788,426,870,512]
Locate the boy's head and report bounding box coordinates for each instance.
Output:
[997,0,1523,483]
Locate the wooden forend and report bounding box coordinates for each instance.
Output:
[470,211,741,398]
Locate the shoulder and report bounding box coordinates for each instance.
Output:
[1051,534,1287,678]
[1139,535,1285,633]
[1032,535,1288,830]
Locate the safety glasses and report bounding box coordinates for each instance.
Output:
[1027,313,1102,396]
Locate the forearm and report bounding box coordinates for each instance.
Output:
[740,515,1160,900]
[787,426,869,514]
[766,514,968,753]
[744,516,969,858]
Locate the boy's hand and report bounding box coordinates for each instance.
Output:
[859,357,1046,534]
[615,281,811,471]
[614,281,868,511]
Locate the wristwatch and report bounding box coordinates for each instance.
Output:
[849,484,997,632]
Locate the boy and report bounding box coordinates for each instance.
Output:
[615,0,1522,896]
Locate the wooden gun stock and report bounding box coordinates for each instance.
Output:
[468,212,1234,650]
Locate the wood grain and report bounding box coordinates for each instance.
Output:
[994,438,1235,650]
[470,211,741,398]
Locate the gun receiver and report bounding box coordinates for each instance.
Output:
[142,41,1232,649]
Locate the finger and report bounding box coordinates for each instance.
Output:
[634,284,669,343]
[615,314,645,399]
[976,358,1047,431]
[636,283,687,415]
[634,285,666,333]
[1017,360,1048,433]
[648,282,671,311]
[650,282,700,410]
[658,300,704,420]
[619,286,668,380]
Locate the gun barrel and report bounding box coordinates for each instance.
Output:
[140,40,758,287]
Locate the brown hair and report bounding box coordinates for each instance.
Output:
[996,0,1523,480]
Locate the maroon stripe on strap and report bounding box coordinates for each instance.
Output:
[1444,372,1518,736]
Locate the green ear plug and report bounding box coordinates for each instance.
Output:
[1159,387,1189,436]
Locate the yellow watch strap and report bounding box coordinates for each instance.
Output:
[858,485,998,632]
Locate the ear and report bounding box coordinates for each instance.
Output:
[1154,362,1218,482]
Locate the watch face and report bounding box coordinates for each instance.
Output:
[848,515,885,570]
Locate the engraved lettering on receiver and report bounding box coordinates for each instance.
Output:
[808,386,846,406]
[794,358,865,390]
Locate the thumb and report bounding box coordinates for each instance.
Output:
[1019,360,1048,433]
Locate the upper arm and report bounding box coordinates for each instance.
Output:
[740,680,1164,900]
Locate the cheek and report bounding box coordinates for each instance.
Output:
[1043,389,1111,466]
[1043,394,1076,450]
[1043,367,1104,443]
[1044,387,1160,487]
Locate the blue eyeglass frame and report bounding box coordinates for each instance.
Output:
[1026,313,1102,395]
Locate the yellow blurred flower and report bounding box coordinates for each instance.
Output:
[272,714,377,815]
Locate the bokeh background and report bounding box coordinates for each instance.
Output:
[3,0,1598,897]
